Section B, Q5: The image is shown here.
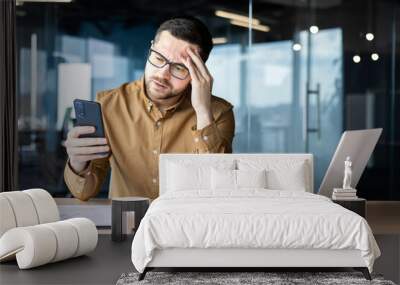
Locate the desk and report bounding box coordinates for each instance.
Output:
[0,235,133,285]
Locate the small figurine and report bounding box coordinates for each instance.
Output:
[342,156,353,189]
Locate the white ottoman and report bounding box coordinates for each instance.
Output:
[0,189,98,269]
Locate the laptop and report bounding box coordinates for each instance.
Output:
[318,128,383,197]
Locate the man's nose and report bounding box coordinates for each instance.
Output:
[156,64,171,79]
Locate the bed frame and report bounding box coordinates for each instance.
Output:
[139,248,370,280]
[138,154,372,281]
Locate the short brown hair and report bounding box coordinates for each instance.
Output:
[154,16,213,62]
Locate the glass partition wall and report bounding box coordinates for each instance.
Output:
[16,0,399,200]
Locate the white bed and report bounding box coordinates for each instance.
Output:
[131,154,380,281]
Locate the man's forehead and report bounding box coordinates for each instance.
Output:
[153,31,199,62]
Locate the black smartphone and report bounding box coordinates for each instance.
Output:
[73,99,106,138]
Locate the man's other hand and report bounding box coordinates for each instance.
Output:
[64,126,110,173]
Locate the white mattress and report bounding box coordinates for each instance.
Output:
[131,190,380,273]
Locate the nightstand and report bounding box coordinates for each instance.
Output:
[332,198,366,218]
[111,197,150,242]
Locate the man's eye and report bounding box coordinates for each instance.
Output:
[175,65,184,71]
[155,56,165,62]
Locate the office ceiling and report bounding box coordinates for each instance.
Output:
[15,0,398,52]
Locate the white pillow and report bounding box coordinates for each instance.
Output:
[211,168,236,189]
[237,158,308,191]
[237,169,267,188]
[211,168,267,190]
[166,160,235,192]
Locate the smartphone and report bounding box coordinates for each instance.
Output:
[73,99,106,138]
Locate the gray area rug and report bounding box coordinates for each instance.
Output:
[116,271,396,285]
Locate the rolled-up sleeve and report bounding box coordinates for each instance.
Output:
[64,157,110,201]
[190,105,235,153]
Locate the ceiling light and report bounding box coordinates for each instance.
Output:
[212,37,228,45]
[371,53,379,61]
[309,25,319,34]
[353,55,361,63]
[292,43,302,51]
[230,20,270,32]
[365,33,374,41]
[215,10,260,25]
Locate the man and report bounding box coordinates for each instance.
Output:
[64,16,235,201]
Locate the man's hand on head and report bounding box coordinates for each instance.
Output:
[181,47,214,130]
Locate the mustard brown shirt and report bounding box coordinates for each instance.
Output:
[64,77,235,200]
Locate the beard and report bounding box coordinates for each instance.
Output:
[144,74,188,100]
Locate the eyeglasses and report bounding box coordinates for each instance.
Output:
[147,48,190,80]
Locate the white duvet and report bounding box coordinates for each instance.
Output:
[131,189,380,273]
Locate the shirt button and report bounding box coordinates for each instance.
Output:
[194,137,199,143]
[152,178,157,184]
[156,121,161,127]
[203,135,208,141]
[152,149,158,154]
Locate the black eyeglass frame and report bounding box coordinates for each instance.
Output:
[147,47,190,80]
